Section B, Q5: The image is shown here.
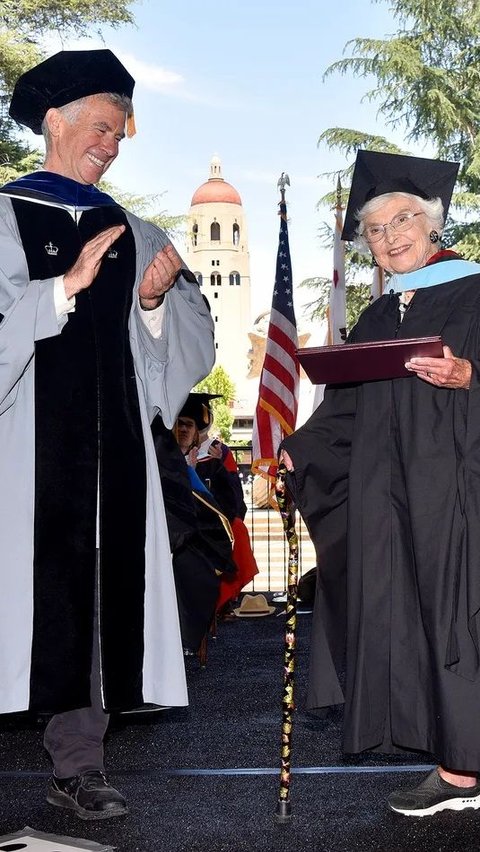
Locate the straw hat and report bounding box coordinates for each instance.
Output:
[233,593,276,617]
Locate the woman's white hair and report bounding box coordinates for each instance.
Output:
[353,191,445,253]
[41,92,133,151]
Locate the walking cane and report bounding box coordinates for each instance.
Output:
[274,461,299,822]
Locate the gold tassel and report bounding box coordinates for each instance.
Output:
[126,111,136,138]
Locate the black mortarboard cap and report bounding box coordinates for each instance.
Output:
[341,150,459,241]
[179,393,222,431]
[9,49,135,135]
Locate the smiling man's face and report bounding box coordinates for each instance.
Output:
[44,94,126,185]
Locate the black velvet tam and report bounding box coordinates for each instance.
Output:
[342,149,459,241]
[179,393,222,431]
[9,49,135,134]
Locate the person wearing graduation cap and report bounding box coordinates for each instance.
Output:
[281,149,480,817]
[150,409,237,655]
[175,393,239,526]
[0,49,214,819]
[175,393,259,618]
[193,393,248,521]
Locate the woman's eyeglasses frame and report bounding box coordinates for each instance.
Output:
[363,211,425,244]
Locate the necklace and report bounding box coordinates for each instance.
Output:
[398,290,416,323]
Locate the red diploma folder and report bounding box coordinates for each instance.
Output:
[296,336,444,385]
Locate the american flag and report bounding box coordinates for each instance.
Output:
[251,192,299,482]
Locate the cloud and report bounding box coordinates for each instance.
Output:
[39,36,185,94]
[116,50,239,110]
[116,52,184,92]
[38,35,241,109]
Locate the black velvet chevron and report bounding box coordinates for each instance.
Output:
[13,199,147,713]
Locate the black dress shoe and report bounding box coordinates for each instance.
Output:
[46,769,128,820]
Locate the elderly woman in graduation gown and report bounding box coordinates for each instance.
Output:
[281,150,480,817]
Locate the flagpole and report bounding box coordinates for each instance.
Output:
[277,170,289,203]
[327,175,346,345]
[275,461,299,823]
[273,172,299,823]
[250,173,300,820]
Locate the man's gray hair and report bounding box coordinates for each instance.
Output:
[41,92,133,150]
[354,192,445,253]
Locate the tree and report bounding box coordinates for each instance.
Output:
[0,2,184,231]
[99,182,185,238]
[319,0,480,257]
[0,1,136,178]
[300,274,371,333]
[194,365,236,443]
[300,220,373,332]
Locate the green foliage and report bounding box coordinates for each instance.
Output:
[0,149,42,185]
[317,130,404,205]
[0,31,41,92]
[194,365,236,443]
[99,182,185,236]
[195,364,235,403]
[322,0,480,170]
[0,0,137,181]
[212,405,234,444]
[1,0,135,38]
[0,1,183,231]
[300,275,372,333]
[307,0,480,314]
[347,283,373,328]
[301,218,374,331]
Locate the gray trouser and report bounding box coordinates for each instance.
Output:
[43,569,110,778]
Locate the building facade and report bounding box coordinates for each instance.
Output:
[185,156,254,425]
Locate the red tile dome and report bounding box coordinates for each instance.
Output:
[191,178,242,206]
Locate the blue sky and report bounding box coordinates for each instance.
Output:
[38,0,420,321]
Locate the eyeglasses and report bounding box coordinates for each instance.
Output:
[363,211,425,244]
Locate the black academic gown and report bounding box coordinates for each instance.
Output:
[283,271,480,769]
[151,417,235,651]
[195,457,238,522]
[10,195,147,712]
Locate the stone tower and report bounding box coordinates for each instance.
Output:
[185,155,252,409]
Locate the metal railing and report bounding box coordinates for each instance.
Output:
[231,445,316,592]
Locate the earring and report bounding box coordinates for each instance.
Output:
[371,256,378,267]
[429,230,439,244]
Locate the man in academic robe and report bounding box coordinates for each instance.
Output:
[0,49,214,819]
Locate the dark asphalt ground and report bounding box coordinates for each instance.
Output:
[0,604,476,851]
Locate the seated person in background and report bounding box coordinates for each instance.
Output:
[176,394,259,619]
[176,396,239,522]
[202,436,247,519]
[196,397,248,521]
[152,415,235,653]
